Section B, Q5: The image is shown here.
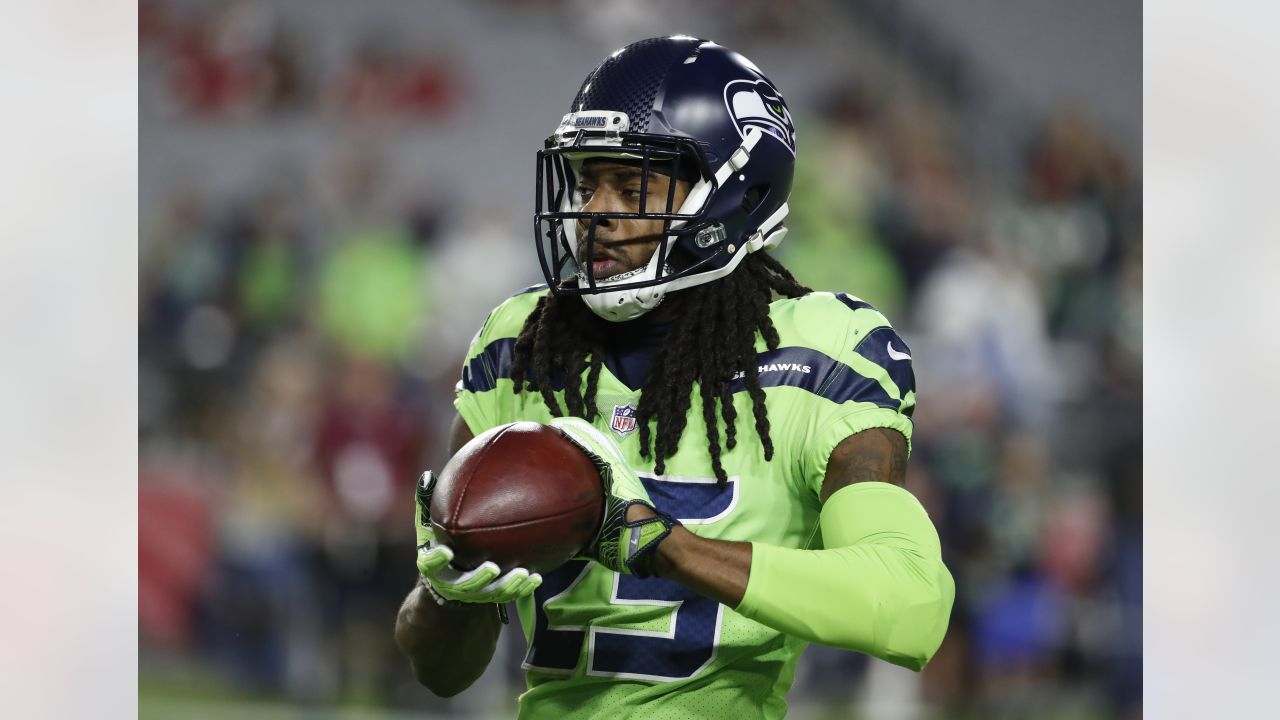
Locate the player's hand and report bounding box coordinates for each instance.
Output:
[415,471,543,603]
[549,417,680,578]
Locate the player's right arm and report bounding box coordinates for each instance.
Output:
[398,289,553,694]
[394,415,500,697]
[397,291,544,695]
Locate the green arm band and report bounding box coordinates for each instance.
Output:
[735,482,955,671]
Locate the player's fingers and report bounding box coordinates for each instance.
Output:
[498,568,544,602]
[494,570,541,602]
[416,543,454,576]
[419,541,453,559]
[481,567,529,596]
[443,561,502,594]
[514,572,543,598]
[490,566,538,603]
[466,569,526,603]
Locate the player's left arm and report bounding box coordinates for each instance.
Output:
[642,427,907,603]
[639,426,954,671]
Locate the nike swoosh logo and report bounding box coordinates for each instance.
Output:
[886,341,912,361]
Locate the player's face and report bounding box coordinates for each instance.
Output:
[574,160,692,280]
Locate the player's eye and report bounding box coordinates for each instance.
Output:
[575,185,595,202]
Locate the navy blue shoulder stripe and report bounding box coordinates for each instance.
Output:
[835,292,877,313]
[461,337,568,393]
[728,346,900,412]
[461,285,547,392]
[854,327,916,408]
[461,337,516,393]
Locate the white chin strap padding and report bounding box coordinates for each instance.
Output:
[582,287,664,323]
[580,255,672,322]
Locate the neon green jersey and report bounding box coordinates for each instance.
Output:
[455,287,916,720]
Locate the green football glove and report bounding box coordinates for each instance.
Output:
[414,471,543,604]
[548,417,680,578]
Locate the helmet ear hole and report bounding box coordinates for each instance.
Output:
[742,184,770,213]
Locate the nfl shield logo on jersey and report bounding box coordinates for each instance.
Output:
[610,404,638,437]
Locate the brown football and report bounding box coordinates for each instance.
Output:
[429,421,604,574]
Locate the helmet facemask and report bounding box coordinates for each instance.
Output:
[535,111,785,322]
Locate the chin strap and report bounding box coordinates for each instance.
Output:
[578,262,675,322]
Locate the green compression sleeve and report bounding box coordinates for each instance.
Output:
[735,482,955,671]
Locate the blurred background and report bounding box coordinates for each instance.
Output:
[138,1,1140,718]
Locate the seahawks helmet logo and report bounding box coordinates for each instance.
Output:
[724,79,796,156]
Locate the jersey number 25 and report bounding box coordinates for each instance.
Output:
[522,474,738,682]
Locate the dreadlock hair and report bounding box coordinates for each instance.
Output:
[508,252,811,485]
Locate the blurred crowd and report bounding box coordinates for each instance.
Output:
[140,0,464,121]
[139,1,1141,718]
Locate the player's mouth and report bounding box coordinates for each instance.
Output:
[590,256,624,278]
[580,247,628,280]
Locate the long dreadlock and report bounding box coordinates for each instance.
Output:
[508,252,811,484]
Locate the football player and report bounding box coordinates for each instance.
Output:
[395,36,954,718]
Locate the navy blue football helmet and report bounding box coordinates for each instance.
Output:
[535,36,797,321]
